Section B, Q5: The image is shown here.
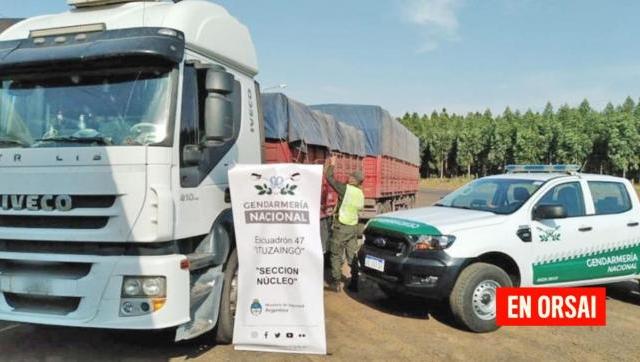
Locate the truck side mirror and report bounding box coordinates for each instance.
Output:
[533,204,567,220]
[205,66,234,95]
[204,67,234,141]
[204,93,233,141]
[183,144,202,166]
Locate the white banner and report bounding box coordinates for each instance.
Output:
[229,164,327,355]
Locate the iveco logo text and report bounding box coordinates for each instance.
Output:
[0,195,73,211]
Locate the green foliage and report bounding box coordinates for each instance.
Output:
[401,97,640,180]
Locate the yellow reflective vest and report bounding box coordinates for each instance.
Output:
[338,185,365,226]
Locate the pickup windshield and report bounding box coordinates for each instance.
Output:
[0,66,174,148]
[435,178,543,214]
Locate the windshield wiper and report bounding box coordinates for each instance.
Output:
[35,136,111,145]
[434,203,469,209]
[0,137,29,148]
[434,203,496,213]
[451,205,473,210]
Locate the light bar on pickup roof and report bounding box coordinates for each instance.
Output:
[505,164,581,174]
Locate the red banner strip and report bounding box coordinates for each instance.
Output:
[496,287,606,326]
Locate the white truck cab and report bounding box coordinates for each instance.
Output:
[360,165,640,332]
[0,0,262,342]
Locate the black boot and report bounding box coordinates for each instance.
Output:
[328,280,342,293]
[347,277,359,292]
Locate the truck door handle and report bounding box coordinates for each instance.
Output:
[628,222,639,227]
[578,226,592,232]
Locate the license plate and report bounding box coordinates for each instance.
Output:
[364,255,385,272]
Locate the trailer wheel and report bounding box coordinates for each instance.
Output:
[215,249,238,344]
[449,263,511,333]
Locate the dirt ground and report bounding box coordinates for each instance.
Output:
[1,188,640,361]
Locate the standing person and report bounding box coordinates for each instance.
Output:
[325,155,365,292]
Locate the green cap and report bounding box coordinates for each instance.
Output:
[351,170,364,183]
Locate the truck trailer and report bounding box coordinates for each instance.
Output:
[0,0,419,343]
[262,93,420,250]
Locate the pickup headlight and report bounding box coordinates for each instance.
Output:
[412,235,456,250]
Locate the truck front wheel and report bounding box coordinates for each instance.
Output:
[215,249,238,344]
[449,262,512,333]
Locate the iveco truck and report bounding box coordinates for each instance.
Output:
[0,0,263,342]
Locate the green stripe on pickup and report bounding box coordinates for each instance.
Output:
[366,217,441,236]
[533,242,640,285]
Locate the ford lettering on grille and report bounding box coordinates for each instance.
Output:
[0,195,73,212]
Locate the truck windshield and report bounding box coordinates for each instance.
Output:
[434,178,543,214]
[0,66,174,148]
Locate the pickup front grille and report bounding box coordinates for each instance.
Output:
[364,232,408,256]
[0,215,109,229]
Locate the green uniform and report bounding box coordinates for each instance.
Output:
[326,166,365,284]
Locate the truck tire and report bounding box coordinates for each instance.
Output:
[215,249,238,344]
[449,262,511,333]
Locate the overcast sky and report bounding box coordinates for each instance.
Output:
[3,0,640,116]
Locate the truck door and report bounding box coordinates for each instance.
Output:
[581,180,640,282]
[530,180,600,285]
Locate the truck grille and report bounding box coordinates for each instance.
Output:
[71,195,116,209]
[0,239,179,256]
[0,260,92,316]
[0,215,109,229]
[0,260,92,279]
[364,232,408,256]
[4,293,82,316]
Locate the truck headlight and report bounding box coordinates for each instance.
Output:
[122,278,142,296]
[413,235,456,250]
[121,276,166,298]
[142,278,164,297]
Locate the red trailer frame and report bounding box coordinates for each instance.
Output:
[264,140,418,219]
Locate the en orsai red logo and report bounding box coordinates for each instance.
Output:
[496,288,606,326]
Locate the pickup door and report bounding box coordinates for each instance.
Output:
[531,179,640,286]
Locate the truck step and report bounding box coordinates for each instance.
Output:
[178,319,215,340]
[187,253,215,271]
[190,280,215,306]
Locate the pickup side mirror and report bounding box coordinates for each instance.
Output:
[183,144,202,166]
[204,67,234,141]
[533,204,567,220]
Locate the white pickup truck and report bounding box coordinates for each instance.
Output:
[359,165,640,332]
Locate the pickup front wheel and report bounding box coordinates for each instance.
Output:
[449,262,512,333]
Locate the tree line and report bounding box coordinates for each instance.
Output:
[400,97,640,180]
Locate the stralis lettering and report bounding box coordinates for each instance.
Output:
[0,194,72,211]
